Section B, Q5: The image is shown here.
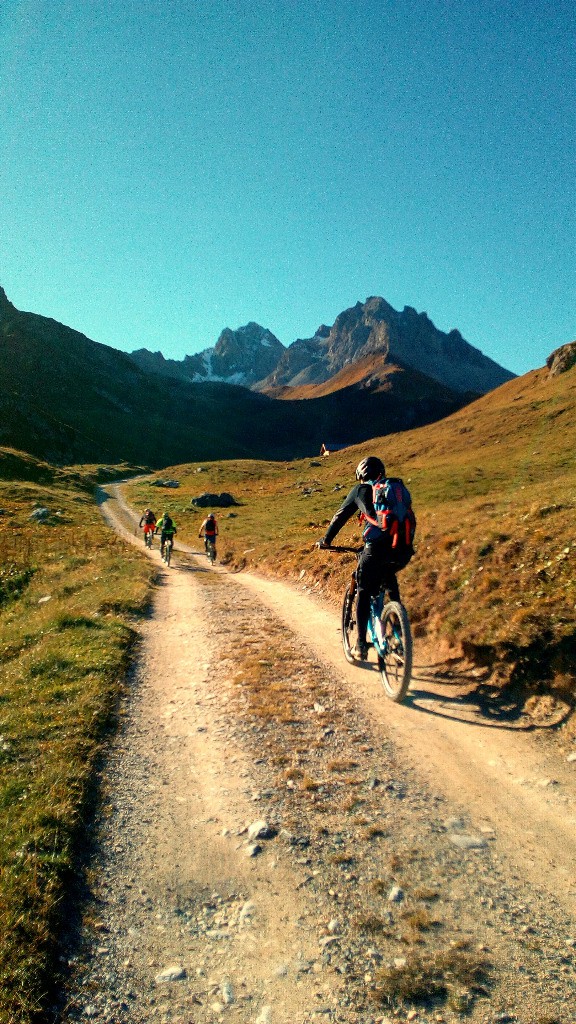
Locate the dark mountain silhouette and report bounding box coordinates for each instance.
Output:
[0,287,495,467]
[0,287,307,466]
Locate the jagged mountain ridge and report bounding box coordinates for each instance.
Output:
[130,322,284,387]
[0,286,471,466]
[129,296,515,396]
[260,297,515,395]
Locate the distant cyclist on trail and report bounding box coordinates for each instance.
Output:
[139,508,157,544]
[316,456,416,660]
[198,513,218,556]
[156,512,177,558]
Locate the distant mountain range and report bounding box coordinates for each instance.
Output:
[130,296,514,397]
[0,286,515,467]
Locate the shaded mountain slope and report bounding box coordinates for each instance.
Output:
[0,288,474,465]
[279,359,466,444]
[271,352,471,402]
[0,287,305,465]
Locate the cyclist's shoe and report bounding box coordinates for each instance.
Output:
[352,640,369,660]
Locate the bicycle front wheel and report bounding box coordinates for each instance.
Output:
[378,601,412,702]
[341,583,357,664]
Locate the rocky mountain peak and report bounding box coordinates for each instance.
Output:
[209,323,284,382]
[130,321,285,387]
[258,297,514,394]
[126,293,517,394]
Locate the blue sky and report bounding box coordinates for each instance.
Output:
[1,0,574,375]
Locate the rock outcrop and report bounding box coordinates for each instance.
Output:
[546,341,576,376]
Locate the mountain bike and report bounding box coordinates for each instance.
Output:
[206,538,217,564]
[161,536,174,567]
[331,546,413,703]
[143,528,154,549]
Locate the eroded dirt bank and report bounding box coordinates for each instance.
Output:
[57,487,575,1024]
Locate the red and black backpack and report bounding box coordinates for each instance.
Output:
[362,478,416,563]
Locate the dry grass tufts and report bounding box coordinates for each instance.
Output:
[301,775,321,792]
[342,796,365,813]
[370,878,388,896]
[361,824,387,840]
[372,947,491,1007]
[352,912,393,935]
[330,852,355,866]
[389,853,403,872]
[270,754,290,767]
[413,886,440,902]
[400,907,439,932]
[327,758,360,772]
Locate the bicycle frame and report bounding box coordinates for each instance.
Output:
[346,575,391,659]
[367,592,386,656]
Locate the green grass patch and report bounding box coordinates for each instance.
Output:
[0,564,36,605]
[0,454,153,1024]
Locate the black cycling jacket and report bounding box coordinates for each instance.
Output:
[322,483,379,546]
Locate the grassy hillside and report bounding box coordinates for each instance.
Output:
[126,361,576,703]
[0,450,154,1024]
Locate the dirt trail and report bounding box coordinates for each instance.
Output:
[234,574,576,910]
[59,485,576,1024]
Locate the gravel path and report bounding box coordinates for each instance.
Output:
[56,488,575,1024]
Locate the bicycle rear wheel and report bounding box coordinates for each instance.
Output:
[341,583,358,664]
[377,601,412,702]
[164,541,172,567]
[207,541,216,564]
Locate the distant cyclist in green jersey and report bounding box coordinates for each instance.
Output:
[156,512,177,558]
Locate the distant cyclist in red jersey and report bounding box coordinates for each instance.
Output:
[139,508,157,545]
[199,513,218,556]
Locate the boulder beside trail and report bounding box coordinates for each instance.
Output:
[191,492,239,508]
